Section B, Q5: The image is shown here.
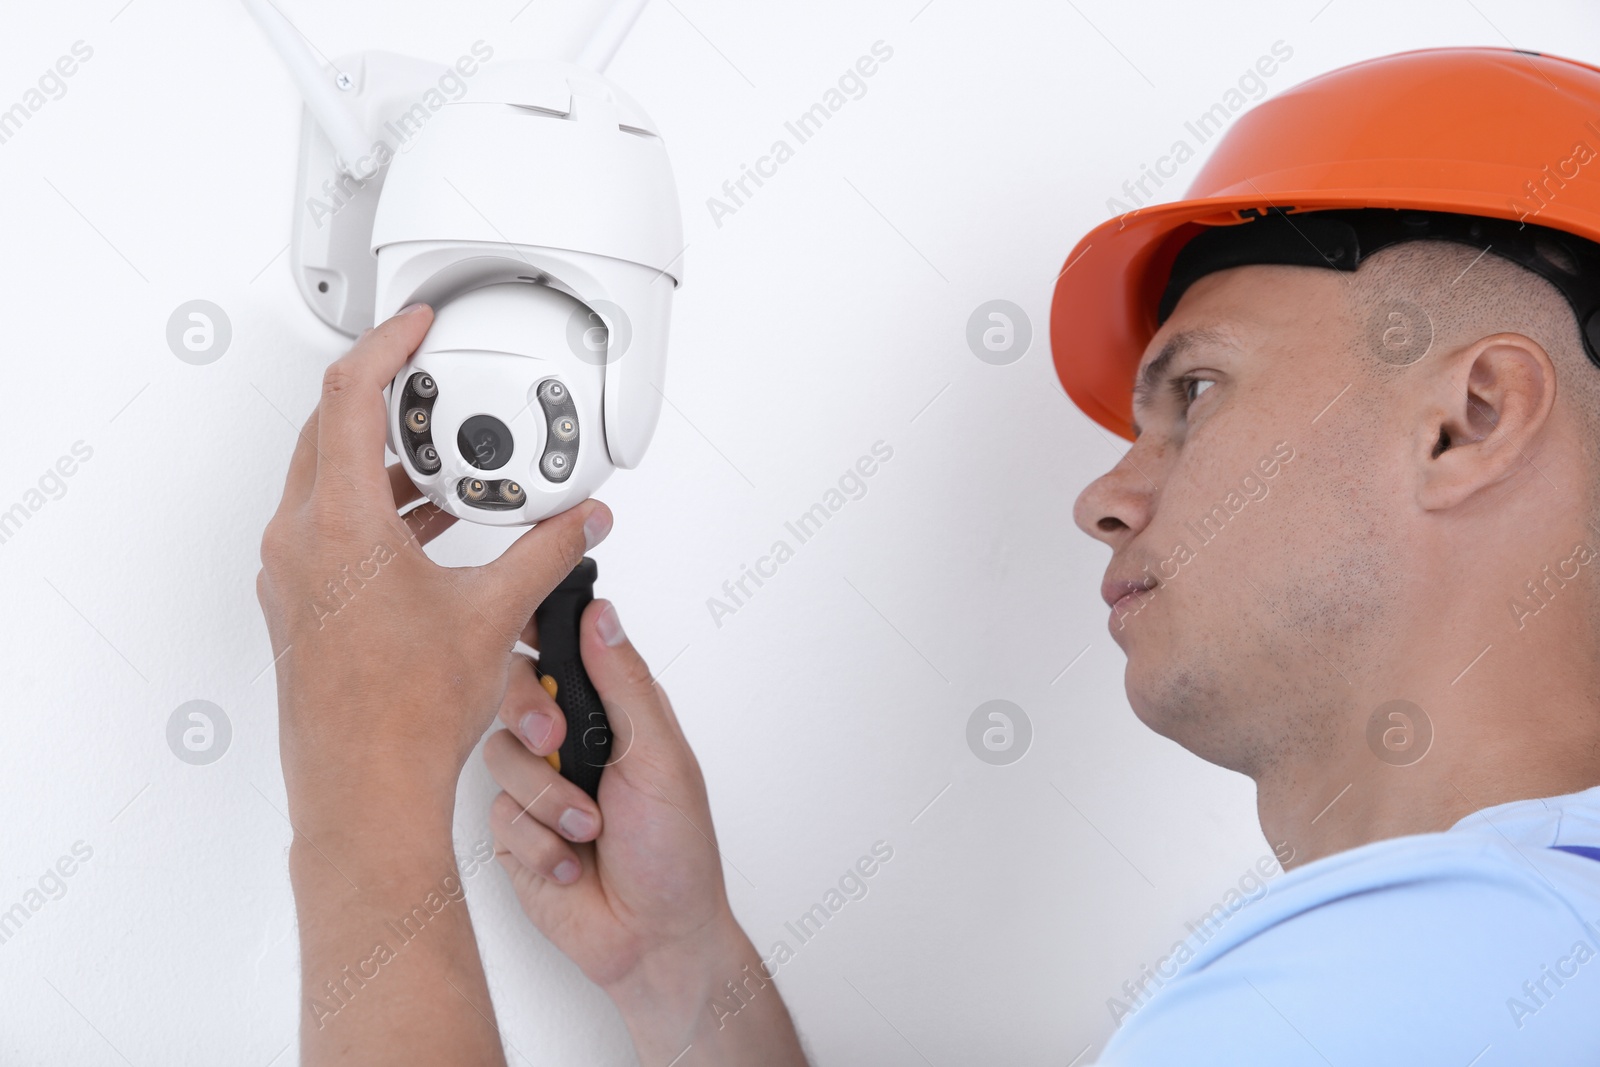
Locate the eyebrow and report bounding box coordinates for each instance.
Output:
[1129,327,1230,437]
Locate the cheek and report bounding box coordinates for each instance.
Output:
[1244,447,1406,649]
[1152,444,1300,584]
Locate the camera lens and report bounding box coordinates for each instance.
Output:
[457,414,513,471]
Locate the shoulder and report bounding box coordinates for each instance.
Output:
[1098,827,1600,1066]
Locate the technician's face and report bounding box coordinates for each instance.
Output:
[1072,265,1406,774]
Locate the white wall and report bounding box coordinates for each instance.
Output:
[2,0,1594,1063]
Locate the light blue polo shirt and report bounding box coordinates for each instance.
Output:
[1099,784,1600,1066]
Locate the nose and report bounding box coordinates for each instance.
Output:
[1073,445,1158,549]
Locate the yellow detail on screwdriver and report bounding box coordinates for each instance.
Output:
[540,673,561,771]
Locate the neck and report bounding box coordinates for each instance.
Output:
[1255,622,1600,870]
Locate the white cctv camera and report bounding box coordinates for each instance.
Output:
[244,1,683,525]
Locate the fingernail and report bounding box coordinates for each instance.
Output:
[397,302,427,316]
[583,506,612,551]
[596,601,625,647]
[519,711,557,754]
[552,859,580,884]
[558,808,598,841]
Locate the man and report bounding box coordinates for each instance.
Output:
[257,46,1600,1065]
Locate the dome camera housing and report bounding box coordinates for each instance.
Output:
[250,4,683,525]
[372,60,682,524]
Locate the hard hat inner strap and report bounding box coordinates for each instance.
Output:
[1157,207,1600,368]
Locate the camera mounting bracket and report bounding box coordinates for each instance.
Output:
[288,50,469,337]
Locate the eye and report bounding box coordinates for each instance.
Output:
[1171,374,1216,411]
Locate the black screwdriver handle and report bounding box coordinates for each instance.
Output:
[532,557,610,799]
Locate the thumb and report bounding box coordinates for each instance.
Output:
[580,599,696,790]
[478,500,612,635]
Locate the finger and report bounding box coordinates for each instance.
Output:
[483,729,602,842]
[580,599,688,777]
[493,849,566,918]
[314,304,434,501]
[490,791,584,884]
[498,654,568,756]
[653,680,689,736]
[474,499,612,633]
[279,406,320,511]
[493,848,540,897]
[402,502,457,547]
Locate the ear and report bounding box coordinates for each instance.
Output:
[1417,333,1557,511]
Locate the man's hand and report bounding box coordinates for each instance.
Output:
[255,304,611,1064]
[257,304,611,839]
[484,603,810,1065]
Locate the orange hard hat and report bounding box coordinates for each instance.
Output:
[1050,46,1600,441]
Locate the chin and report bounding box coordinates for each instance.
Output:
[1124,660,1250,772]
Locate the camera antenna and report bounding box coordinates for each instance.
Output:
[240,0,379,180]
[572,0,652,73]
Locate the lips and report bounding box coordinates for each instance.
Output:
[1101,575,1157,613]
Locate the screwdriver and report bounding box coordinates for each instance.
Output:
[531,557,611,799]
